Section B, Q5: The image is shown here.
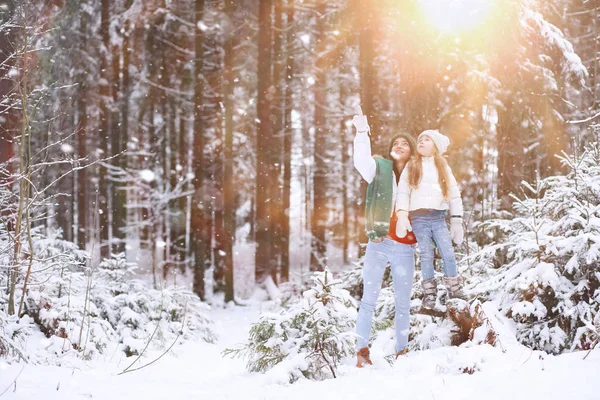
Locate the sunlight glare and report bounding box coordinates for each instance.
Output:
[417,0,497,34]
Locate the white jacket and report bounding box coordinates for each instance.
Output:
[353,131,398,217]
[395,157,463,216]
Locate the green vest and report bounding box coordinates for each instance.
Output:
[365,158,394,241]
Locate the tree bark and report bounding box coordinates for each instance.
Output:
[222,0,236,302]
[255,0,273,283]
[340,86,349,265]
[192,0,207,300]
[204,26,224,293]
[268,0,286,283]
[280,0,294,283]
[74,7,89,251]
[497,104,521,206]
[0,2,15,182]
[98,0,111,259]
[119,21,131,253]
[110,22,127,254]
[355,0,375,254]
[310,1,328,272]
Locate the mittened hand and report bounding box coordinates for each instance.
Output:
[396,223,406,239]
[352,114,370,134]
[450,218,464,245]
[396,211,412,239]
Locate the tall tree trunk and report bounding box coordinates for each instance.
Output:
[75,83,87,249]
[171,19,188,274]
[355,0,375,254]
[357,0,378,140]
[0,3,16,189]
[340,87,349,265]
[269,0,285,283]
[98,0,111,259]
[56,110,72,242]
[192,0,207,300]
[497,104,521,207]
[179,72,191,273]
[204,27,224,293]
[222,0,236,303]
[147,21,164,284]
[167,98,180,278]
[74,6,89,251]
[280,0,294,283]
[0,35,15,299]
[111,27,126,254]
[119,21,131,253]
[163,44,173,281]
[310,1,328,272]
[8,22,32,315]
[255,0,273,283]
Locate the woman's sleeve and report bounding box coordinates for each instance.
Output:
[447,167,463,217]
[353,131,376,183]
[395,168,411,212]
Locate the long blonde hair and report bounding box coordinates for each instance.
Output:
[408,149,451,200]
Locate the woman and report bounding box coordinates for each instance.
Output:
[395,130,465,310]
[352,109,417,367]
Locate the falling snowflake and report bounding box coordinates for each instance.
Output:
[139,169,155,182]
[61,143,74,153]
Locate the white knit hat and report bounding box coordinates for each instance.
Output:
[418,129,450,155]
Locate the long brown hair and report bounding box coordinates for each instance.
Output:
[408,149,451,200]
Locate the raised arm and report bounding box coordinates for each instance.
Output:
[353,130,376,183]
[351,110,376,183]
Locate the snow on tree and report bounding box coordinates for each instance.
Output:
[468,136,600,353]
[224,269,357,383]
[1,228,216,363]
[91,253,217,357]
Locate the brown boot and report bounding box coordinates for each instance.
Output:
[395,348,409,359]
[356,347,373,368]
[444,276,466,300]
[422,278,438,309]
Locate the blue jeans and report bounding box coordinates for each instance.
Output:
[410,209,457,281]
[356,238,415,353]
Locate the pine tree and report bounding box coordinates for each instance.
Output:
[470,134,600,353]
[224,269,357,383]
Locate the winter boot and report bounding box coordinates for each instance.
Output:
[421,278,438,309]
[395,348,409,359]
[444,276,466,300]
[356,347,373,368]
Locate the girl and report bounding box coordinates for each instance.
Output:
[395,130,465,310]
[352,109,417,367]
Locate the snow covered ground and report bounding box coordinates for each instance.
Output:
[1,303,599,400]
